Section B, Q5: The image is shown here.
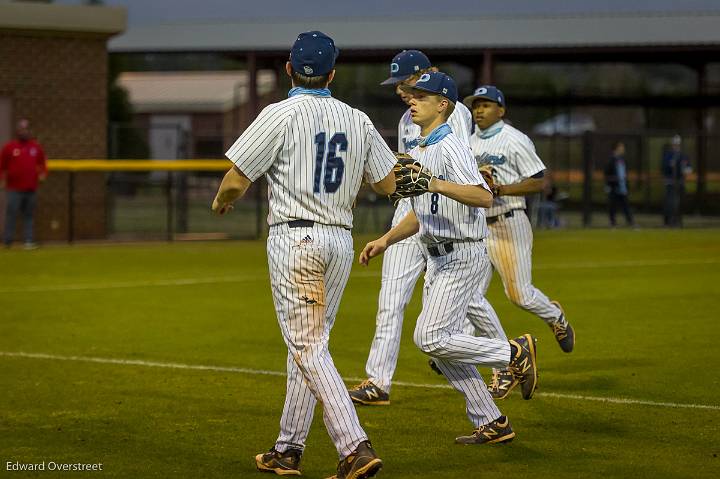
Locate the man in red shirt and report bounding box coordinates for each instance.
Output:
[1,119,47,249]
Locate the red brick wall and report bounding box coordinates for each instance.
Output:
[0,30,112,241]
[0,31,108,158]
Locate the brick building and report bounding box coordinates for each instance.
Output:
[0,1,125,241]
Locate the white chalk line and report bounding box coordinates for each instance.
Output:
[1,351,718,412]
[0,275,258,293]
[0,258,717,294]
[534,257,720,270]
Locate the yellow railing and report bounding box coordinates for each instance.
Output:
[48,159,232,171]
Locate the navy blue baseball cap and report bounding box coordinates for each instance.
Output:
[463,85,505,108]
[400,71,458,103]
[290,31,339,77]
[380,50,431,85]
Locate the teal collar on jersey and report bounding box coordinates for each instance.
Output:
[288,87,332,98]
[476,120,505,139]
[419,123,452,147]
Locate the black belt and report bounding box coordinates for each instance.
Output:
[288,220,315,228]
[486,209,521,225]
[427,242,454,257]
[287,220,351,231]
[427,240,482,257]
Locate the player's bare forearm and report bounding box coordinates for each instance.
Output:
[370,170,396,195]
[212,166,252,214]
[497,177,544,196]
[384,210,420,247]
[429,179,493,207]
[359,211,419,266]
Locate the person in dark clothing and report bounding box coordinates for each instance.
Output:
[537,178,560,228]
[661,135,691,227]
[604,141,634,227]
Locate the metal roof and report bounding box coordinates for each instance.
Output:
[109,12,720,53]
[64,0,720,26]
[0,2,126,35]
[116,71,276,112]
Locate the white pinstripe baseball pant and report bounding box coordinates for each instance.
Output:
[364,236,427,393]
[464,255,509,345]
[414,240,509,427]
[468,210,561,324]
[268,223,367,459]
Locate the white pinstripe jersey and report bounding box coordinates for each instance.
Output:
[408,132,489,243]
[226,94,396,229]
[470,120,546,217]
[392,102,473,227]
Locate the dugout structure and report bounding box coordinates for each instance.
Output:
[108,8,720,226]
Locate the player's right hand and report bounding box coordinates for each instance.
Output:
[211,196,234,215]
[359,239,388,266]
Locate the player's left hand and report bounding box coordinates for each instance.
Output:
[359,238,388,266]
[211,196,234,215]
[389,153,435,205]
[478,165,499,196]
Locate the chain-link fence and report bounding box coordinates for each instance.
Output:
[105,171,395,241]
[17,126,718,244]
[25,160,395,243]
[533,131,720,227]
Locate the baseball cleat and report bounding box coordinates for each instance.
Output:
[348,380,390,406]
[508,334,538,400]
[255,447,302,476]
[428,358,444,376]
[326,440,382,479]
[455,416,515,445]
[487,368,519,400]
[549,300,575,353]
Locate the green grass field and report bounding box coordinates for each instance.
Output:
[1,229,719,478]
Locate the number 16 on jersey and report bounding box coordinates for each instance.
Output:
[314,132,346,194]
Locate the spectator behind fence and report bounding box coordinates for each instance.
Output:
[0,119,47,249]
[661,134,691,227]
[604,141,635,227]
[536,175,561,228]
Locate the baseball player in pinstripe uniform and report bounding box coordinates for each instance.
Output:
[359,72,538,444]
[462,85,575,400]
[350,50,496,406]
[212,31,396,479]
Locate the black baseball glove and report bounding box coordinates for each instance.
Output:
[388,152,435,206]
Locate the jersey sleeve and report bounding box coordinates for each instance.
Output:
[514,134,546,179]
[443,140,485,186]
[0,144,10,179]
[225,103,287,181]
[365,124,396,183]
[36,144,47,177]
[397,114,405,153]
[448,103,473,147]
